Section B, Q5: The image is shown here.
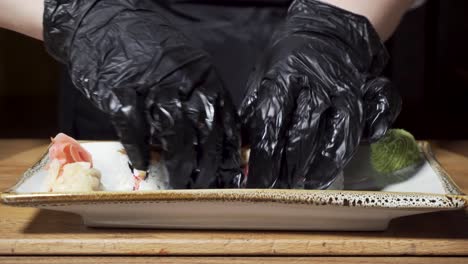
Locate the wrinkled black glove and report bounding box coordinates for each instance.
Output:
[240,0,402,189]
[43,0,243,188]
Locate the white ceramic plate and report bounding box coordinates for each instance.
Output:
[1,141,467,231]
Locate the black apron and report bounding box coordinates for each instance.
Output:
[59,0,291,139]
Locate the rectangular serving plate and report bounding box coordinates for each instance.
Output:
[1,141,467,231]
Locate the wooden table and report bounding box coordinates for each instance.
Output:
[0,140,467,264]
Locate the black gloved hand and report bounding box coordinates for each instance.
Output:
[43,0,243,188]
[240,0,401,189]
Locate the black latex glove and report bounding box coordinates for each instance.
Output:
[240,0,401,189]
[43,0,242,188]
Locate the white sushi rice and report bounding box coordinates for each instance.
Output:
[79,142,170,191]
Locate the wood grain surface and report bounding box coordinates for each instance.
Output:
[1,257,468,264]
[0,140,467,257]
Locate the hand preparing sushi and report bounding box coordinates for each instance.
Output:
[42,0,244,189]
[239,0,402,189]
[0,0,420,190]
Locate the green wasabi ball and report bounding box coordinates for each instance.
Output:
[370,129,422,174]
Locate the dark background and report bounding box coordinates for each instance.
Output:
[0,0,467,139]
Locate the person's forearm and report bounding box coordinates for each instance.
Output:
[320,0,414,41]
[0,0,413,42]
[0,0,43,40]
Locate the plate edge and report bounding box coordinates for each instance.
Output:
[420,141,465,195]
[1,141,467,210]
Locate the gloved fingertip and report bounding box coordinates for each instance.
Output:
[121,142,150,171]
[362,76,402,143]
[366,119,389,143]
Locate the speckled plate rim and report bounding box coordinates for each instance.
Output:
[1,141,467,210]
